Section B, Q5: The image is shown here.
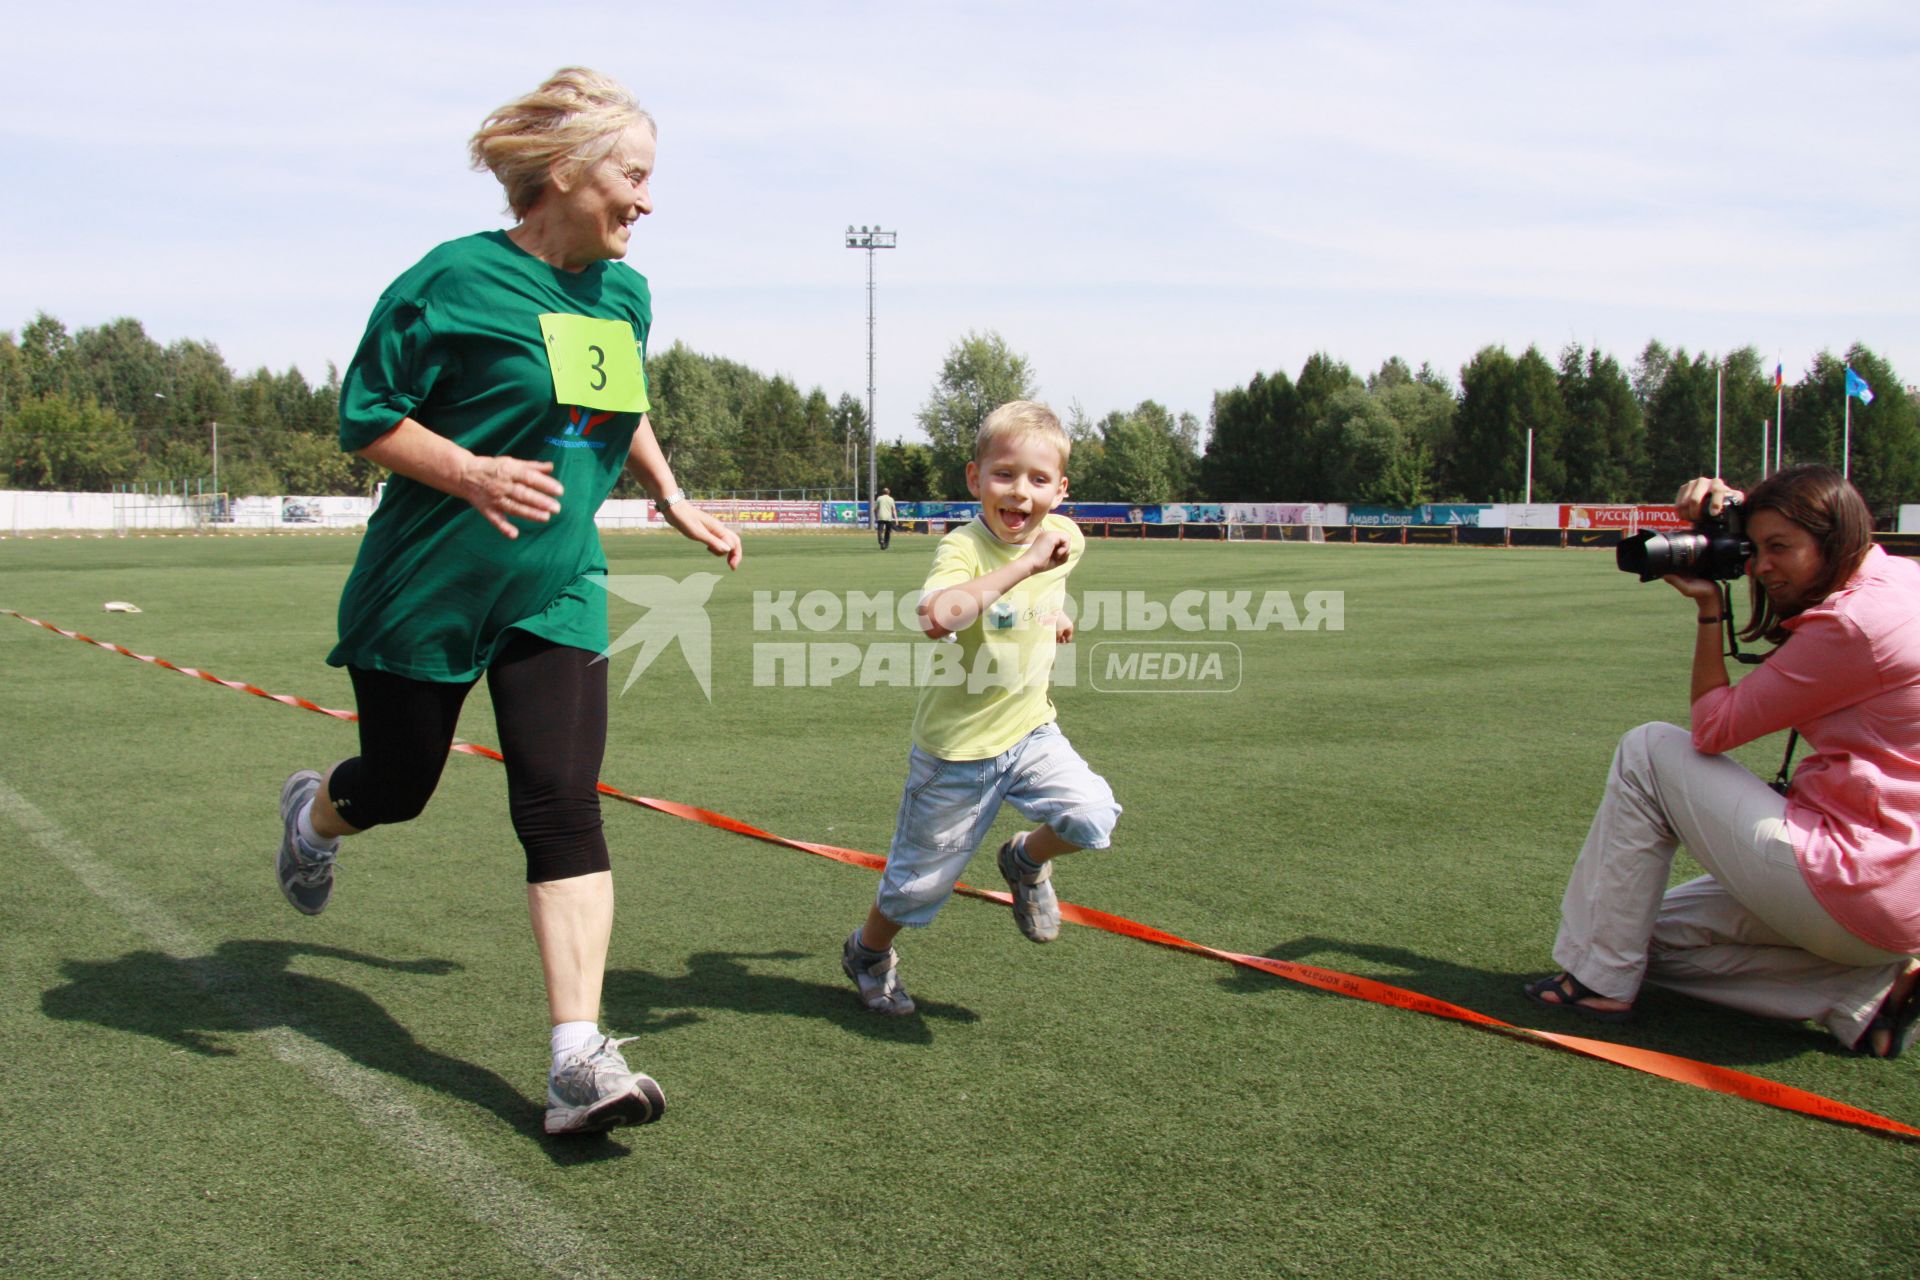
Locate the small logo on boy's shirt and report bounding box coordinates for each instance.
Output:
[987,601,1017,630]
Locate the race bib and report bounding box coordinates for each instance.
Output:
[538,314,651,413]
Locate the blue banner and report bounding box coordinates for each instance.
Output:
[900,501,980,522]
[1058,502,1137,524]
[1418,504,1492,527]
[1346,506,1421,527]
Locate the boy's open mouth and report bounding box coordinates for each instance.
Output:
[999,508,1030,532]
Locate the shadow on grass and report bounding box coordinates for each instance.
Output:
[1218,935,1856,1070]
[40,940,626,1165]
[604,949,980,1044]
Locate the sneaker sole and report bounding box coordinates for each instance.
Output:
[545,1074,666,1135]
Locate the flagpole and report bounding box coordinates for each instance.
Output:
[1761,420,1769,478]
[1714,363,1723,477]
[1844,394,1851,481]
[1775,381,1784,470]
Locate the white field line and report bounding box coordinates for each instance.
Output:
[0,775,628,1280]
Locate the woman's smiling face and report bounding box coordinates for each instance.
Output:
[558,121,655,263]
[1747,508,1828,613]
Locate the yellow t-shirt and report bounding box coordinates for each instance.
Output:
[875,494,897,521]
[911,514,1084,761]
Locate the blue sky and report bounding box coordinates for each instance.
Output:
[3,1,1914,442]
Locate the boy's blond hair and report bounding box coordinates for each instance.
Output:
[973,400,1071,468]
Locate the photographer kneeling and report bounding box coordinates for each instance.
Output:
[1526,465,1920,1057]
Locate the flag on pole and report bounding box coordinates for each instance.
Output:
[1773,363,1784,390]
[1846,366,1875,405]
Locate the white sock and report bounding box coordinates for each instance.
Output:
[1011,832,1045,877]
[551,1021,599,1067]
[296,799,340,853]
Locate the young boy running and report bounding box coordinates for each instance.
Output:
[842,401,1122,1014]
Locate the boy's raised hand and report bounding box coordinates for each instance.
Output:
[1022,529,1072,575]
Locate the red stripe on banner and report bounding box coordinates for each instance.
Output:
[8,607,1918,1142]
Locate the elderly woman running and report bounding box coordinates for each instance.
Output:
[274,68,740,1135]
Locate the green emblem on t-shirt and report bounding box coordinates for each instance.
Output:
[538,313,651,413]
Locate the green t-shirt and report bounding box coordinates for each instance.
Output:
[911,514,1085,761]
[330,231,651,681]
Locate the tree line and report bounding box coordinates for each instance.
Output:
[1199,342,1917,516]
[908,331,1916,517]
[0,314,871,501]
[4,311,1912,517]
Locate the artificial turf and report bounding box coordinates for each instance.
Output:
[1,531,1915,1279]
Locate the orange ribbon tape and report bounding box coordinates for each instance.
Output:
[8,607,1916,1143]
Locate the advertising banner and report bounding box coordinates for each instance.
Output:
[1057,502,1137,524]
[1563,504,1688,532]
[1418,504,1492,527]
[821,502,863,526]
[662,499,823,525]
[1345,506,1421,527]
[900,501,981,523]
[1503,504,1562,530]
[1225,503,1329,525]
[1157,503,1227,524]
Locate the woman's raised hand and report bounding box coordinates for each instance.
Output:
[1674,477,1743,524]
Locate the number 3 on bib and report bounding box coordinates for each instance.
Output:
[538,314,651,414]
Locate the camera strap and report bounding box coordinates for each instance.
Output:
[1713,583,1796,793]
[1771,731,1801,797]
[1719,582,1765,666]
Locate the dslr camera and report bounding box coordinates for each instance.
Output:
[1616,498,1753,582]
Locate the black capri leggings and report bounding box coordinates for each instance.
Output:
[328,631,610,883]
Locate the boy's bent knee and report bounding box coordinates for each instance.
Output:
[1049,801,1120,851]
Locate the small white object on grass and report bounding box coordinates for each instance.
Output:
[103,601,142,613]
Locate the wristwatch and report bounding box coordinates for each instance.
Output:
[654,490,686,514]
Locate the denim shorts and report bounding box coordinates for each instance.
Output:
[875,722,1121,927]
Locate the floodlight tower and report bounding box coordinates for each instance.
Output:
[845,225,896,523]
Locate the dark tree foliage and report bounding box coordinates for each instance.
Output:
[5,311,1912,513]
[876,441,935,500]
[1557,345,1642,502]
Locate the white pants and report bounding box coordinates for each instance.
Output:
[1553,722,1911,1048]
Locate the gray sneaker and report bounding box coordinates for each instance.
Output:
[276,770,336,916]
[841,931,915,1016]
[998,837,1060,943]
[545,1035,666,1135]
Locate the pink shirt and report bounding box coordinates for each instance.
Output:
[1692,545,1920,953]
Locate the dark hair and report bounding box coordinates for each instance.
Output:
[1740,464,1873,643]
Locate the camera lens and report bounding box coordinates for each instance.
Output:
[1617,530,1707,581]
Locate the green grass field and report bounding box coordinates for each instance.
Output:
[3,531,1917,1279]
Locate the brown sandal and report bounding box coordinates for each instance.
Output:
[1857,964,1920,1059]
[1523,972,1634,1024]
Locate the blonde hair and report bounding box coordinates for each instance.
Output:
[974,400,1071,468]
[468,67,654,220]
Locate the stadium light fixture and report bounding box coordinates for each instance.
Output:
[845,225,897,522]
